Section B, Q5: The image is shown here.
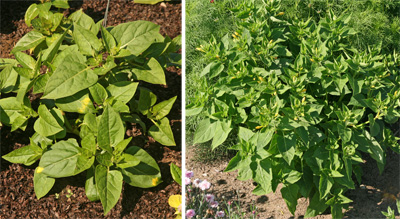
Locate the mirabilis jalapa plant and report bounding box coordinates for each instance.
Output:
[188,0,400,218]
[1,0,181,215]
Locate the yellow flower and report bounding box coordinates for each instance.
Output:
[152,177,160,186]
[78,96,91,113]
[168,195,182,208]
[36,166,44,173]
[277,12,285,16]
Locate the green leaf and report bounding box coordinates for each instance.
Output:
[253,159,273,194]
[281,184,299,215]
[200,62,224,78]
[51,0,69,9]
[2,144,42,166]
[12,31,45,53]
[170,163,182,186]
[116,153,140,169]
[151,96,177,120]
[319,172,333,199]
[98,105,125,153]
[85,165,100,201]
[33,105,64,137]
[137,88,157,115]
[193,118,217,144]
[95,165,123,216]
[304,192,329,218]
[25,4,39,27]
[238,127,254,142]
[277,132,296,165]
[120,146,162,188]
[368,114,380,137]
[43,54,98,99]
[69,9,95,30]
[73,23,102,56]
[42,27,69,63]
[101,25,117,54]
[0,65,19,93]
[337,123,352,144]
[81,133,96,155]
[106,81,139,104]
[89,83,108,105]
[110,21,160,56]
[0,58,17,69]
[14,51,36,70]
[38,139,90,177]
[149,117,176,146]
[211,120,232,149]
[128,58,166,85]
[113,138,132,155]
[55,90,95,114]
[34,167,55,199]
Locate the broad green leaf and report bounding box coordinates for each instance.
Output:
[200,62,224,78]
[110,21,160,56]
[11,31,45,53]
[368,114,380,137]
[25,4,39,27]
[319,172,333,199]
[95,165,123,216]
[106,81,139,104]
[0,97,31,127]
[85,165,100,201]
[34,167,55,199]
[137,88,157,115]
[2,144,42,166]
[51,0,69,9]
[81,113,98,136]
[337,123,351,144]
[238,127,254,142]
[0,65,19,93]
[281,184,299,215]
[253,159,273,194]
[236,156,253,180]
[33,105,64,137]
[14,51,36,69]
[193,118,217,144]
[149,117,176,146]
[114,137,132,155]
[43,54,98,99]
[81,133,96,155]
[120,146,162,188]
[89,83,108,104]
[0,58,17,69]
[151,96,177,120]
[116,153,140,169]
[170,163,182,186]
[98,105,124,153]
[52,45,85,70]
[33,74,49,94]
[185,104,203,116]
[101,25,116,53]
[277,132,296,165]
[55,90,95,114]
[128,58,166,85]
[42,27,69,63]
[38,139,90,177]
[69,9,94,30]
[73,23,103,56]
[304,192,329,218]
[212,120,232,149]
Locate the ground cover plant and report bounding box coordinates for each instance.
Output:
[0,0,180,215]
[187,0,400,218]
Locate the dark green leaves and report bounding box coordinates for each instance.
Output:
[98,105,124,153]
[276,132,296,165]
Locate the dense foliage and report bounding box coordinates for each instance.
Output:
[1,0,180,215]
[187,0,400,217]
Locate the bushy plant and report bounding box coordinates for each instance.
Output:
[1,0,180,215]
[187,0,400,217]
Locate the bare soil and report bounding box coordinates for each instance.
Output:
[0,0,182,218]
[186,123,400,218]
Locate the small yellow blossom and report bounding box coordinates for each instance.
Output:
[152,177,160,186]
[255,126,264,130]
[277,12,285,16]
[37,167,44,173]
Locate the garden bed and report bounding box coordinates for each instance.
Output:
[0,0,182,218]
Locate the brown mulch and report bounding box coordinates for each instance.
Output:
[0,0,182,218]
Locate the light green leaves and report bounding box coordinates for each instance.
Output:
[73,23,102,56]
[96,165,123,216]
[149,117,176,146]
[101,25,116,54]
[276,132,296,165]
[43,54,98,99]
[150,96,177,120]
[106,81,139,104]
[110,21,160,56]
[98,105,124,153]
[89,83,108,104]
[193,118,217,144]
[34,167,55,199]
[128,58,166,85]
[170,163,182,186]
[12,31,45,53]
[55,90,95,114]
[2,143,42,166]
[34,104,64,137]
[38,139,92,177]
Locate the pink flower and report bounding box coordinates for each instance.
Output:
[210,200,219,208]
[198,180,211,190]
[193,178,201,187]
[185,171,194,178]
[186,209,196,218]
[185,177,191,185]
[228,201,232,205]
[216,211,225,217]
[205,194,215,202]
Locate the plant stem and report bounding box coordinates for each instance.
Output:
[103,0,111,27]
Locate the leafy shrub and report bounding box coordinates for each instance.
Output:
[187,0,400,217]
[1,0,181,215]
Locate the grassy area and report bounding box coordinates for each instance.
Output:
[186,0,400,163]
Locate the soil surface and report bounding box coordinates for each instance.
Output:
[186,122,400,219]
[0,0,181,218]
